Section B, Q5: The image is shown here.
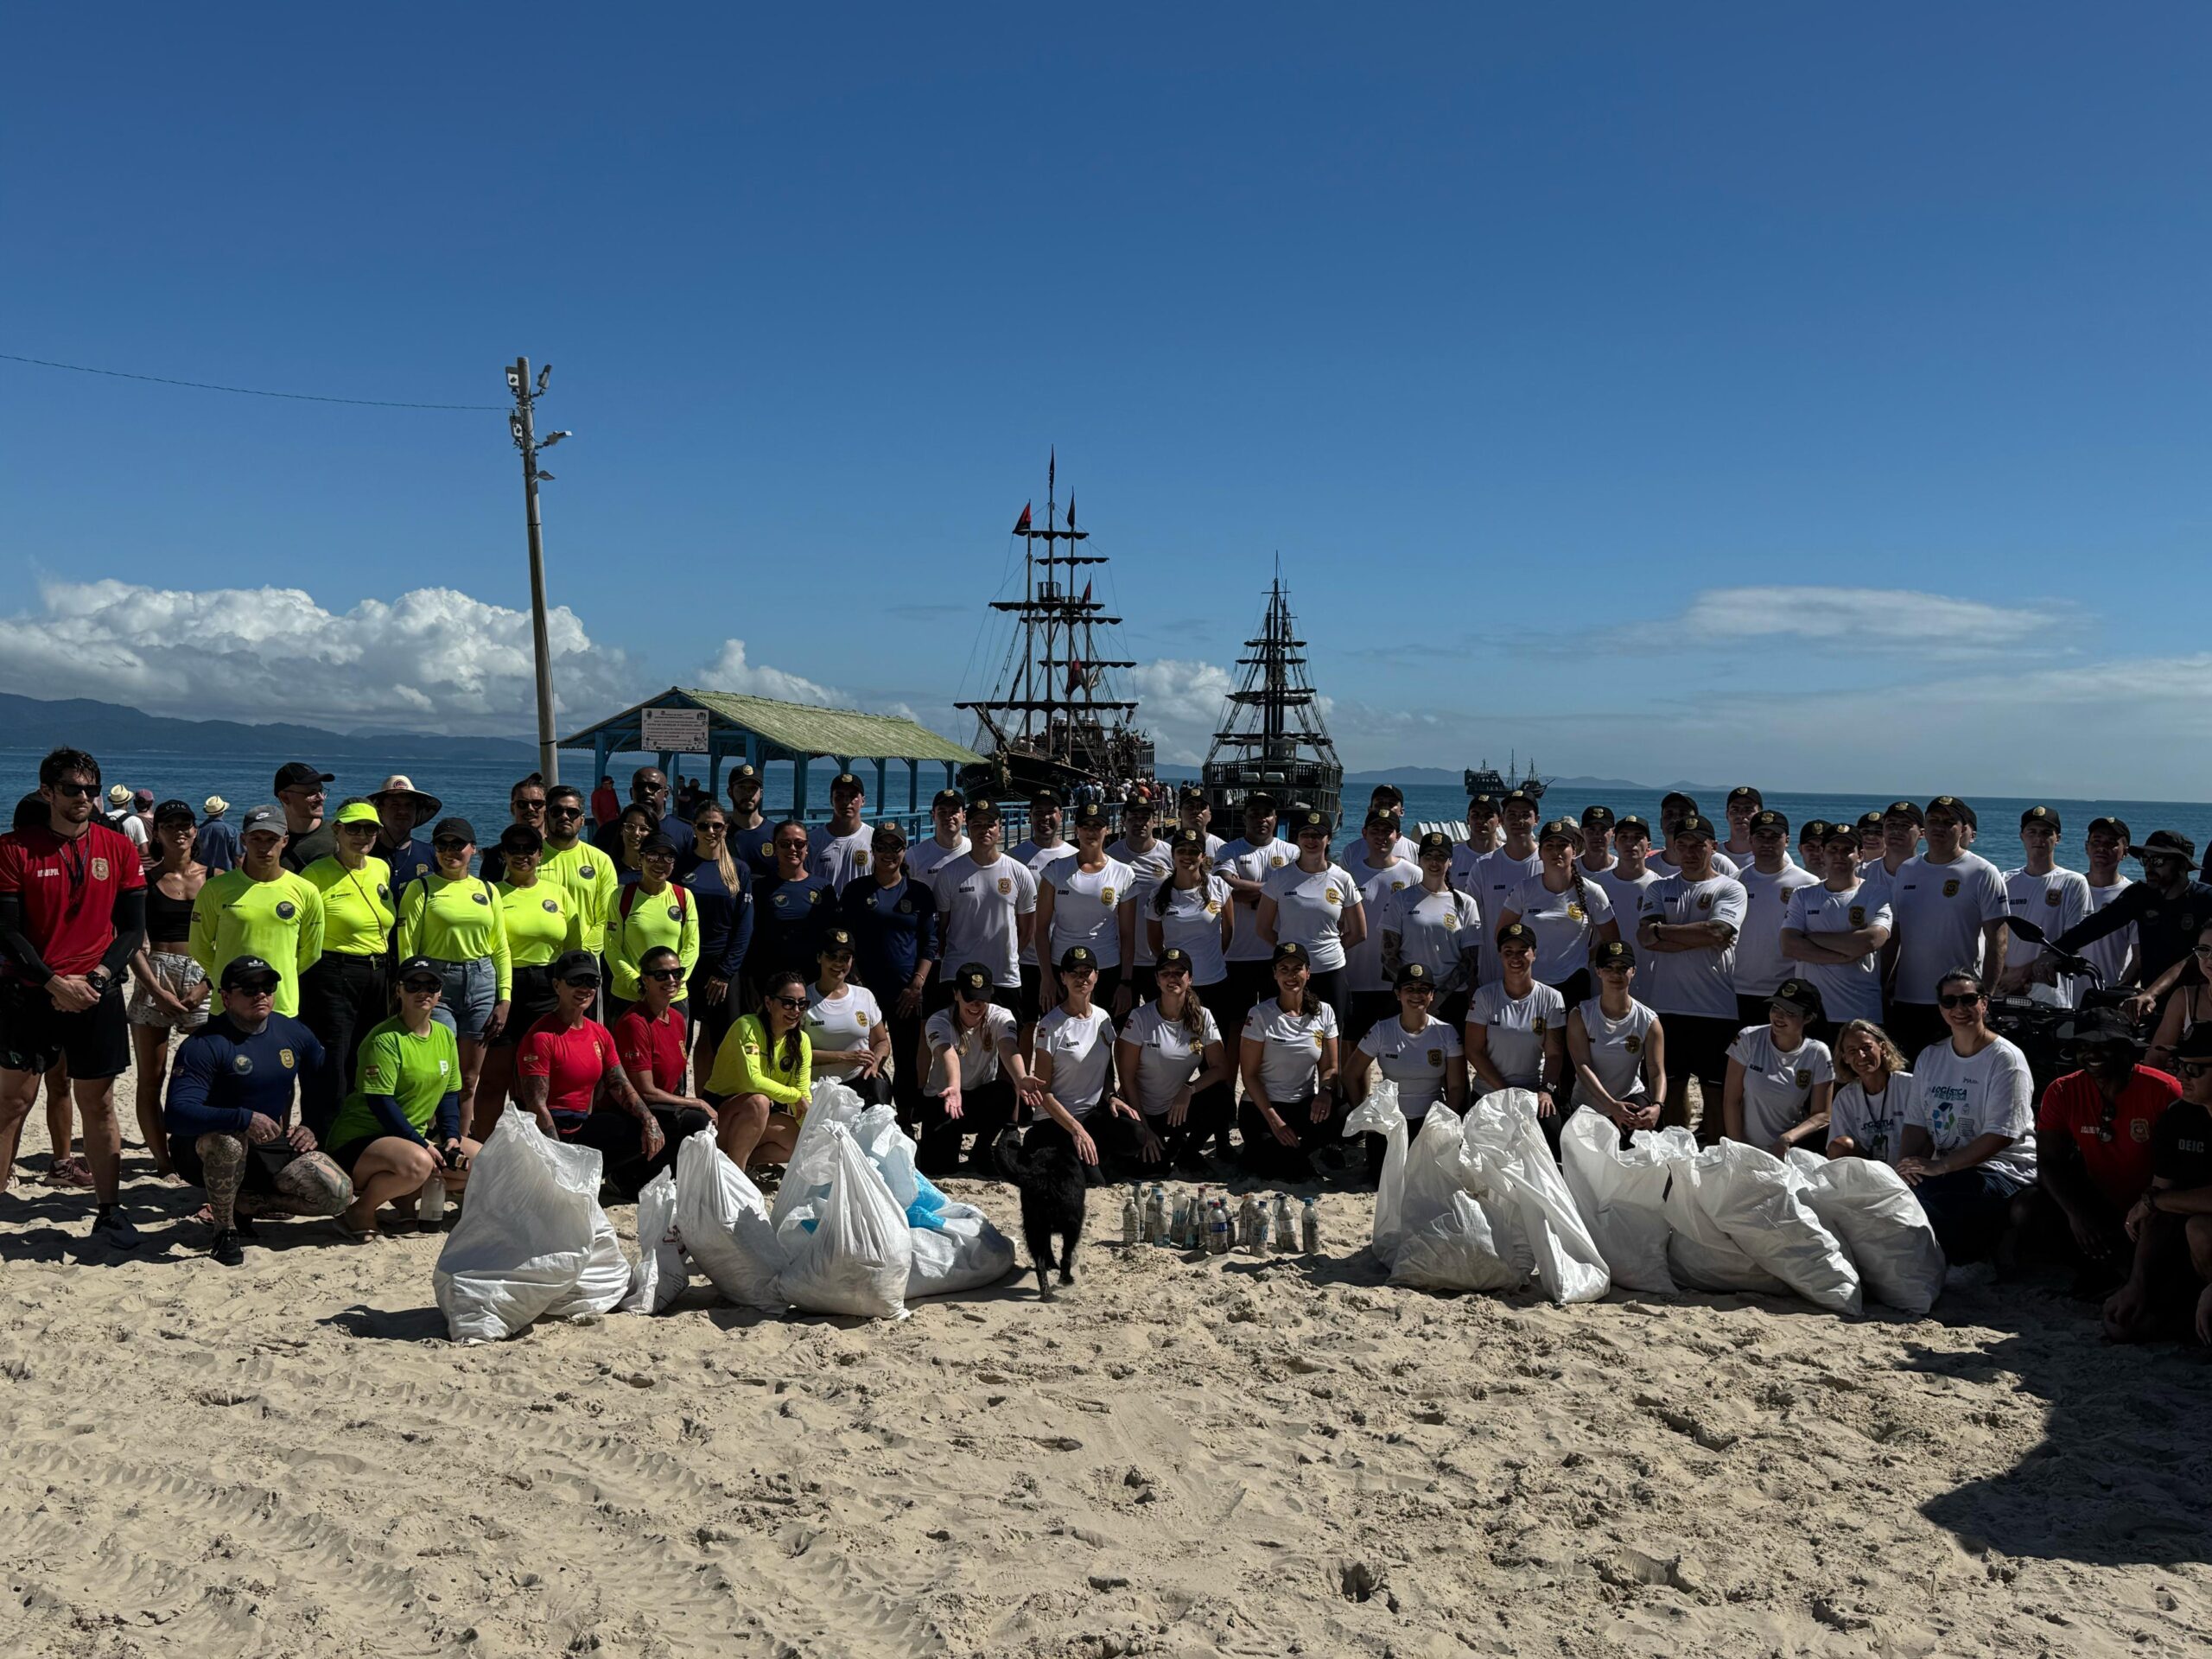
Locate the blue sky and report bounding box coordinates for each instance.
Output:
[4,6,2208,795]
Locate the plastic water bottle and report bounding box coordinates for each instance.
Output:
[1188,1186,1209,1248]
[1122,1188,1141,1246]
[1146,1184,1168,1246]
[1271,1193,1294,1253]
[1249,1196,1271,1255]
[1300,1196,1319,1255]
[1236,1192,1261,1250]
[416,1173,446,1227]
[1207,1198,1232,1255]
[1168,1192,1190,1247]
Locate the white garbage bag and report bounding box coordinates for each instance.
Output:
[1465,1090,1611,1306]
[435,1105,631,1341]
[673,1130,785,1311]
[1559,1108,1678,1295]
[1688,1141,1861,1313]
[1653,1133,1791,1296]
[620,1166,689,1314]
[1787,1149,1945,1315]
[769,1080,868,1234]
[1388,1105,1526,1293]
[1342,1086,1410,1263]
[907,1201,1017,1297]
[772,1124,912,1319]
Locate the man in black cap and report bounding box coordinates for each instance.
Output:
[1860,799,1923,902]
[1175,785,1225,861]
[2006,1007,2177,1287]
[1649,793,1740,880]
[2052,830,2212,1024]
[1854,810,1885,864]
[1718,785,1765,868]
[808,771,874,895]
[2101,1024,2212,1344]
[1339,784,1414,866]
[906,788,971,894]
[274,761,338,873]
[1996,805,2091,1005]
[1577,804,1618,880]
[163,955,353,1266]
[725,764,775,875]
[1636,814,1747,1137]
[1882,796,2009,1060]
[1466,789,1542,988]
[1590,814,1660,931]
[2077,816,2137,992]
[1449,791,1503,893]
[1732,809,1821,1027]
[930,798,1036,1013]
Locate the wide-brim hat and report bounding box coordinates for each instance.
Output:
[369,773,443,826]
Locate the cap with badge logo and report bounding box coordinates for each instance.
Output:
[1883,800,1925,826]
[1416,830,1453,858]
[1179,785,1207,807]
[1501,788,1535,809]
[1769,978,1824,1020]
[1749,808,1789,835]
[1580,804,1617,829]
[1496,921,1537,949]
[1169,827,1208,853]
[819,926,855,955]
[1466,792,1499,816]
[1925,795,1978,829]
[2087,816,2132,846]
[1537,817,1584,848]
[1726,785,1764,809]
[1613,814,1651,839]
[830,772,864,794]
[1156,946,1196,974]
[931,788,967,812]
[1591,938,1635,970]
[950,963,994,1000]
[2019,805,2062,835]
[1820,819,1859,846]
[1293,808,1331,836]
[1270,941,1312,966]
[1393,960,1437,991]
[1071,802,1109,829]
[1856,810,1885,833]
[965,798,1001,823]
[1058,944,1100,974]
[219,955,283,992]
[1673,814,1717,842]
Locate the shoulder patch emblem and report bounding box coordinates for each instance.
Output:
[773,892,788,908]
[543,898,560,912]
[1566,903,1585,922]
[232,1054,254,1074]
[472,890,490,905]
[667,905,683,921]
[1391,880,1408,892]
[2045,890,2060,906]
[1101,886,1116,906]
[275,899,296,921]
[1442,911,1459,930]
[1324,887,1341,904]
[856,1012,870,1027]
[580,863,596,878]
[1270,855,1286,868]
[1942,877,1961,898]
[896,899,912,914]
[1427,1047,1443,1067]
[806,889,822,906]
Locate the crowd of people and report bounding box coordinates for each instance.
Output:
[5,747,2210,1343]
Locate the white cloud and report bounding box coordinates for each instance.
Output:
[1126,658,1236,766]
[0,580,637,733]
[696,638,850,709]
[1677,586,2065,647]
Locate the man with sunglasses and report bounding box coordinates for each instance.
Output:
[190,806,324,1020]
[517,950,673,1197]
[2102,1026,2212,1344]
[273,761,338,874]
[2009,1007,2177,1287]
[2052,830,2212,1025]
[539,785,620,972]
[1899,967,2037,1263]
[164,954,353,1265]
[479,774,549,884]
[0,747,149,1247]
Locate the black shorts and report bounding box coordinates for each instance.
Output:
[0,976,130,1081]
[173,1135,313,1194]
[1018,963,1045,1024]
[327,1135,386,1175]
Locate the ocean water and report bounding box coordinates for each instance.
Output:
[6,748,2208,874]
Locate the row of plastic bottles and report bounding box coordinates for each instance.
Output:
[1122,1183,1319,1255]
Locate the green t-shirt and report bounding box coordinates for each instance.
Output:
[397,872,512,999]
[300,855,396,957]
[326,1016,461,1147]
[497,878,573,969]
[543,841,620,953]
[190,868,326,1016]
[607,881,702,1000]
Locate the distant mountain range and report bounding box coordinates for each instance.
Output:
[0,695,539,763]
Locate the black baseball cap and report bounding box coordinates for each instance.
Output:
[965,797,1001,823]
[432,817,477,845]
[1769,978,1825,1020]
[551,950,601,986]
[2087,816,2132,845]
[394,955,442,987]
[1270,941,1312,967]
[1071,802,1109,829]
[830,771,864,793]
[1820,819,1859,847]
[1674,814,1717,842]
[1726,785,1763,809]
[1292,808,1331,835]
[1058,944,1099,973]
[952,963,993,999]
[219,955,283,992]
[1591,938,1635,970]
[1883,800,1924,825]
[273,761,333,791]
[1241,791,1277,817]
[2133,830,2196,864]
[1613,814,1651,839]
[819,925,854,955]
[1394,961,1437,991]
[1925,795,1977,829]
[728,764,760,784]
[1855,810,1885,833]
[1416,830,1453,858]
[1580,804,1616,829]
[1537,817,1584,848]
[1497,922,1536,950]
[1363,808,1400,830]
[1798,818,1828,842]
[239,804,285,834]
[1501,788,1536,809]
[1169,827,1209,853]
[1029,787,1062,809]
[2019,804,2061,834]
[1156,946,1196,974]
[931,788,966,811]
[1660,791,1698,813]
[1466,792,1499,816]
[1179,785,1207,807]
[1119,796,1154,818]
[639,832,677,858]
[872,820,907,847]
[1749,809,1789,835]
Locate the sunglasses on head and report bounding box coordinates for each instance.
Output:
[401,976,443,995]
[1937,991,1983,1009]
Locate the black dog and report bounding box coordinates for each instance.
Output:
[992,1124,1086,1299]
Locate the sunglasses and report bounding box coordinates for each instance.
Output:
[696,821,727,834]
[401,976,443,995]
[434,839,470,853]
[339,822,380,835]
[514,799,546,812]
[1937,991,1984,1009]
[233,981,281,997]
[50,781,100,799]
[2179,1060,2212,1079]
[2193,944,2212,959]
[643,852,676,864]
[547,805,583,819]
[640,967,683,982]
[770,994,808,1010]
[561,976,601,991]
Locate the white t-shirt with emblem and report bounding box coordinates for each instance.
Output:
[1828,1072,1916,1167]
[1106,836,1173,967]
[803,982,884,1081]
[922,1002,1018,1095]
[1344,855,1421,993]
[1590,864,1660,941]
[1783,880,1891,1026]
[1121,1001,1222,1116]
[1339,832,1418,867]
[1216,835,1290,964]
[1649,849,1740,880]
[2080,875,2135,989]
[1152,875,1233,984]
[1726,1024,1834,1147]
[1732,861,1824,998]
[1889,852,2009,1006]
[2002,864,2092,1007]
[1383,883,1483,988]
[1010,839,1073,967]
[1045,856,1137,969]
[906,835,972,897]
[1571,995,1657,1109]
[934,855,1039,988]
[1466,978,1566,1091]
[1637,874,1749,1020]
[1907,1035,2037,1182]
[1262,861,1363,972]
[1035,1004,1116,1119]
[1503,872,1616,988]
[1357,1013,1463,1117]
[807,823,874,895]
[1467,848,1542,986]
[1241,995,1338,1101]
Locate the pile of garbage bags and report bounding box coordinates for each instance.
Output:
[1557,1108,1945,1315]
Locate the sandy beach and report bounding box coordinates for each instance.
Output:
[4,1067,2211,1659]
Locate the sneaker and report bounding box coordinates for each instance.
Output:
[209,1229,245,1268]
[89,1209,143,1250]
[46,1156,94,1189]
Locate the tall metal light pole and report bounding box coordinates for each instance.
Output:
[505,357,570,785]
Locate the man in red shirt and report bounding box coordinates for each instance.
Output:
[2007,1008,2178,1287]
[0,747,150,1247]
[516,950,686,1198]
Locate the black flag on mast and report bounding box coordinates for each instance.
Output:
[1066,494,1075,529]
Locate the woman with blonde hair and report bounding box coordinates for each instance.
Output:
[1826,1018,1915,1166]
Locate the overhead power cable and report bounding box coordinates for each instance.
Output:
[0,351,505,410]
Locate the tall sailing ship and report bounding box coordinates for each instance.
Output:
[1199,575,1344,825]
[957,454,1154,800]
[1463,753,1548,800]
